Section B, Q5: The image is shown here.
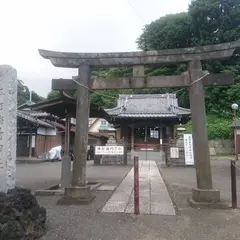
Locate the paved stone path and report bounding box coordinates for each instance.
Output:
[102,160,175,215]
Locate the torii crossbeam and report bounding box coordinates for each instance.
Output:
[39,39,240,206]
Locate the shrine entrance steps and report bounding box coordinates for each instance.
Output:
[101,160,175,215]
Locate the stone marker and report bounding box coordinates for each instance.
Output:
[0,65,17,193]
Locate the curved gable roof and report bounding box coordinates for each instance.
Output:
[105,94,190,118]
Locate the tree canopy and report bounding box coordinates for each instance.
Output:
[138,0,240,117]
[136,0,240,139]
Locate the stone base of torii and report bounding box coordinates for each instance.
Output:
[38,39,240,207]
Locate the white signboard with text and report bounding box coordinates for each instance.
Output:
[183,134,194,165]
[170,147,179,158]
[95,146,124,155]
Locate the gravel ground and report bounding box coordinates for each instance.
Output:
[16,159,240,240]
[159,158,240,209]
[38,192,240,240]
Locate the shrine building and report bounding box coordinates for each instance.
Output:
[105,94,191,157]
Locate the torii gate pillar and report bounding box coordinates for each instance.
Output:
[188,60,220,205]
[59,65,95,204]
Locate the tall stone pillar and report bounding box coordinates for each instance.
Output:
[188,60,220,205]
[59,65,94,204]
[72,65,90,187]
[0,65,17,193]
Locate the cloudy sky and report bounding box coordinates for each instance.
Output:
[0,0,190,97]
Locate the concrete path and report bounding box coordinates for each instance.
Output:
[102,160,175,215]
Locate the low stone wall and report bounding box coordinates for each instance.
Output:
[0,187,47,240]
[208,139,234,156]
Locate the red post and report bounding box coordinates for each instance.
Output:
[134,156,140,214]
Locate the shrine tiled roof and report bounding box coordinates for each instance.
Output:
[17,111,54,128]
[105,94,191,118]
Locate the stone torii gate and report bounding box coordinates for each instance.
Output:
[39,39,240,206]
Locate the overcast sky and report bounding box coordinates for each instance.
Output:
[0,0,190,97]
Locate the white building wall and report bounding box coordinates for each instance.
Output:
[89,118,113,133]
[37,127,56,136]
[89,118,101,132]
[31,136,36,148]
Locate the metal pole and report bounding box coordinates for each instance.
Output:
[234,109,238,161]
[134,156,140,214]
[231,160,237,209]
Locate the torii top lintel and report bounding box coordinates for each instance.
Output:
[39,39,240,68]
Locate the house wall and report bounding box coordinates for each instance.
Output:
[35,133,62,156]
[17,134,37,157]
[31,136,36,148]
[37,127,56,136]
[88,118,97,128]
[63,132,107,152]
[89,119,100,132]
[17,135,29,157]
[88,135,107,145]
[17,126,61,157]
[89,118,110,132]
[88,136,101,146]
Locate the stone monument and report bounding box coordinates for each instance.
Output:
[0,65,17,193]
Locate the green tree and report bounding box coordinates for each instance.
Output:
[47,90,61,100]
[137,12,193,50]
[189,0,240,45]
[17,80,27,106]
[184,115,233,140]
[137,0,240,117]
[189,0,240,117]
